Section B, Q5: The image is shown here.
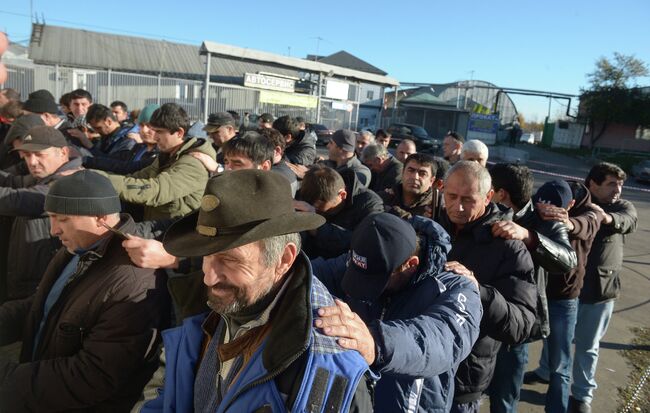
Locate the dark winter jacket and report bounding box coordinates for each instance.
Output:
[511,200,577,340]
[379,183,435,220]
[272,159,299,197]
[547,183,602,300]
[0,216,169,412]
[83,143,159,174]
[312,216,482,413]
[285,130,317,165]
[438,203,537,403]
[580,196,637,303]
[302,170,384,259]
[369,155,403,193]
[90,125,136,158]
[323,155,372,189]
[0,157,82,300]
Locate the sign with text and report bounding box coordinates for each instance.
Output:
[259,90,318,108]
[244,73,295,93]
[467,113,499,145]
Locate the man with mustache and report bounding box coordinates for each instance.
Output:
[133,170,372,412]
[378,153,441,220]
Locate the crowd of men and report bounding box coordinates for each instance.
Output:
[0,86,638,413]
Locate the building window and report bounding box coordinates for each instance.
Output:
[366,90,374,100]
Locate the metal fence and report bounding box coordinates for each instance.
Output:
[3,61,362,129]
[3,62,205,121]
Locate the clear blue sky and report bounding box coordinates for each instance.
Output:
[2,0,649,122]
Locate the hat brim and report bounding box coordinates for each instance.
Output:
[12,143,60,152]
[163,210,325,257]
[202,124,221,133]
[341,265,389,302]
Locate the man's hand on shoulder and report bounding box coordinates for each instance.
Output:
[122,235,179,269]
[316,299,376,365]
[491,220,534,247]
[445,260,479,289]
[590,203,612,225]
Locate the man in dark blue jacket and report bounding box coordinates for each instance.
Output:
[312,212,482,412]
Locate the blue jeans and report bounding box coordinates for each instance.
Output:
[488,343,528,413]
[544,298,578,413]
[571,300,614,404]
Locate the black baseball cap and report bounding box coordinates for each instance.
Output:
[341,213,417,301]
[15,126,68,152]
[259,113,274,123]
[331,129,356,152]
[204,112,236,133]
[4,114,45,145]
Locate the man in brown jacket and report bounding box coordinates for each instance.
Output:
[0,170,168,412]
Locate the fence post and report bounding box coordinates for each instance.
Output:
[203,52,211,124]
[107,68,112,105]
[157,73,162,105]
[55,64,60,100]
[316,73,322,124]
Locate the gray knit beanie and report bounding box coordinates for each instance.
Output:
[45,170,121,216]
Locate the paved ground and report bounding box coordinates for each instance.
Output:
[481,144,650,413]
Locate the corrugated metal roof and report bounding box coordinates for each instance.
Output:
[27,24,399,87]
[29,24,204,77]
[201,41,399,86]
[316,51,387,76]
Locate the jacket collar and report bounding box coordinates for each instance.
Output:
[80,214,137,260]
[440,202,512,243]
[39,157,82,185]
[393,183,433,209]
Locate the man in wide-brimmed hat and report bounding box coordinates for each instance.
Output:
[134,169,373,413]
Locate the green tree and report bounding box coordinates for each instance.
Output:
[587,52,648,89]
[580,53,650,146]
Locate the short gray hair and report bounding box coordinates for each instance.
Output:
[361,143,388,162]
[259,232,302,266]
[445,160,492,195]
[358,130,375,142]
[461,139,489,159]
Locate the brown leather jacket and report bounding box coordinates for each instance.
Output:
[0,215,169,412]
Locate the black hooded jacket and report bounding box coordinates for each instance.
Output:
[547,183,601,300]
[303,169,384,259]
[284,130,317,165]
[438,203,537,403]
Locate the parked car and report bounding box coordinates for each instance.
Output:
[631,160,650,183]
[308,123,334,145]
[520,133,535,144]
[386,123,440,151]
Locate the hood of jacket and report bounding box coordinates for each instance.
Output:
[290,129,317,148]
[38,156,83,185]
[158,137,216,166]
[568,181,592,216]
[409,215,452,285]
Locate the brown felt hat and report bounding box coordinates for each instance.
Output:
[163,169,325,257]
